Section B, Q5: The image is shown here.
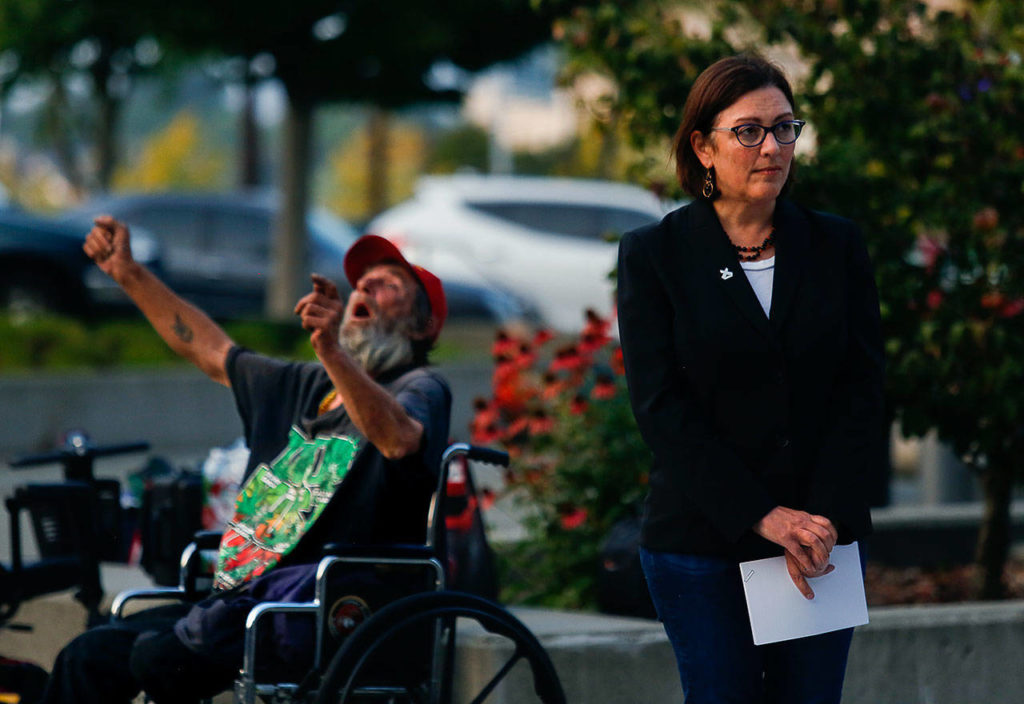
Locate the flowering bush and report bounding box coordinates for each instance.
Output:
[470,310,651,609]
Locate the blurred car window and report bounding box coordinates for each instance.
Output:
[467,202,658,242]
[207,210,272,258]
[206,209,272,281]
[123,205,205,271]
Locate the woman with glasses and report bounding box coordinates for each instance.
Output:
[616,54,884,703]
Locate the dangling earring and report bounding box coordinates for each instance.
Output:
[702,167,715,199]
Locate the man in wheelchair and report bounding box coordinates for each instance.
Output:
[41,220,451,704]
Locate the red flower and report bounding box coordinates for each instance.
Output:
[582,309,611,338]
[493,358,519,386]
[999,298,1024,318]
[610,347,625,376]
[549,344,586,372]
[981,291,1005,310]
[558,504,588,530]
[591,374,617,400]
[471,397,499,426]
[514,342,537,369]
[480,488,496,511]
[570,394,589,415]
[926,290,944,311]
[504,417,530,442]
[491,329,520,360]
[541,372,567,400]
[524,468,545,486]
[578,331,611,354]
[471,422,503,445]
[973,207,999,232]
[532,328,555,347]
[493,361,530,412]
[528,410,555,435]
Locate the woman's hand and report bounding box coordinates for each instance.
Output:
[784,550,833,600]
[754,506,838,599]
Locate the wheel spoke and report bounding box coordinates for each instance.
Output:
[468,647,525,704]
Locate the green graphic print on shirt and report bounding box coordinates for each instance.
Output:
[214,428,361,590]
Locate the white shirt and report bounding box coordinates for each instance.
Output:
[740,255,775,318]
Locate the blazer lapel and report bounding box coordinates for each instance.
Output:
[685,200,776,347]
[769,199,812,332]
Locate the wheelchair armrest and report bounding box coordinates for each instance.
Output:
[172,531,225,598]
[191,530,224,550]
[110,587,188,620]
[237,601,319,704]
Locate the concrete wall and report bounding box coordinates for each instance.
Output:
[5,578,1022,703]
[0,368,242,458]
[456,601,1024,704]
[869,502,1024,566]
[0,362,491,459]
[845,601,1024,704]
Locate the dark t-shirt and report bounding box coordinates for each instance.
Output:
[225,346,452,562]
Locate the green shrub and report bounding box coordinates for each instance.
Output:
[0,315,320,372]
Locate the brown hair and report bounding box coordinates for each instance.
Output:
[672,54,797,199]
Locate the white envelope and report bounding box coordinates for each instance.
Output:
[739,542,868,646]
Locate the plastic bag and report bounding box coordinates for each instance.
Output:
[200,437,250,531]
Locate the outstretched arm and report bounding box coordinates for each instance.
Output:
[83,215,234,386]
[294,274,424,459]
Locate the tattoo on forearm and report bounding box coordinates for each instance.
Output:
[172,314,194,343]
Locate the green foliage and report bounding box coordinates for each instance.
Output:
[539,0,738,190]
[471,317,650,609]
[427,124,491,174]
[0,315,314,373]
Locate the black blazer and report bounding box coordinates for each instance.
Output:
[617,198,884,560]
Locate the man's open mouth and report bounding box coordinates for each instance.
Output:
[352,302,373,319]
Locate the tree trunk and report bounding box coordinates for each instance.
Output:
[91,57,119,193]
[95,91,119,192]
[366,107,390,218]
[45,72,84,197]
[239,77,260,188]
[975,456,1013,599]
[596,112,620,180]
[266,98,313,320]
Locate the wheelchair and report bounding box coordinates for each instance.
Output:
[111,443,567,704]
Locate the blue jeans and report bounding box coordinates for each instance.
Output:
[640,548,854,704]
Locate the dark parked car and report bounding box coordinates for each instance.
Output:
[62,191,538,323]
[0,210,160,317]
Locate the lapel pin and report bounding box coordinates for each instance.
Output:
[720,267,734,281]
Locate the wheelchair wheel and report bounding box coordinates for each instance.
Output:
[314,591,565,704]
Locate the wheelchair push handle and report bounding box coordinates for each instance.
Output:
[441,442,509,468]
[9,429,149,479]
[10,442,151,468]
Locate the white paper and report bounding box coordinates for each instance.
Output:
[739,542,868,646]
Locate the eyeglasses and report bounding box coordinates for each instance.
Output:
[709,119,806,148]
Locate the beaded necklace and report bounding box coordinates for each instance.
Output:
[732,229,775,262]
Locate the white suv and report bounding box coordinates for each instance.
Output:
[366,175,675,331]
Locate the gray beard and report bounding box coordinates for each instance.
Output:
[338,316,416,377]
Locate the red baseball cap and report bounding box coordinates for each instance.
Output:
[343,234,447,341]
